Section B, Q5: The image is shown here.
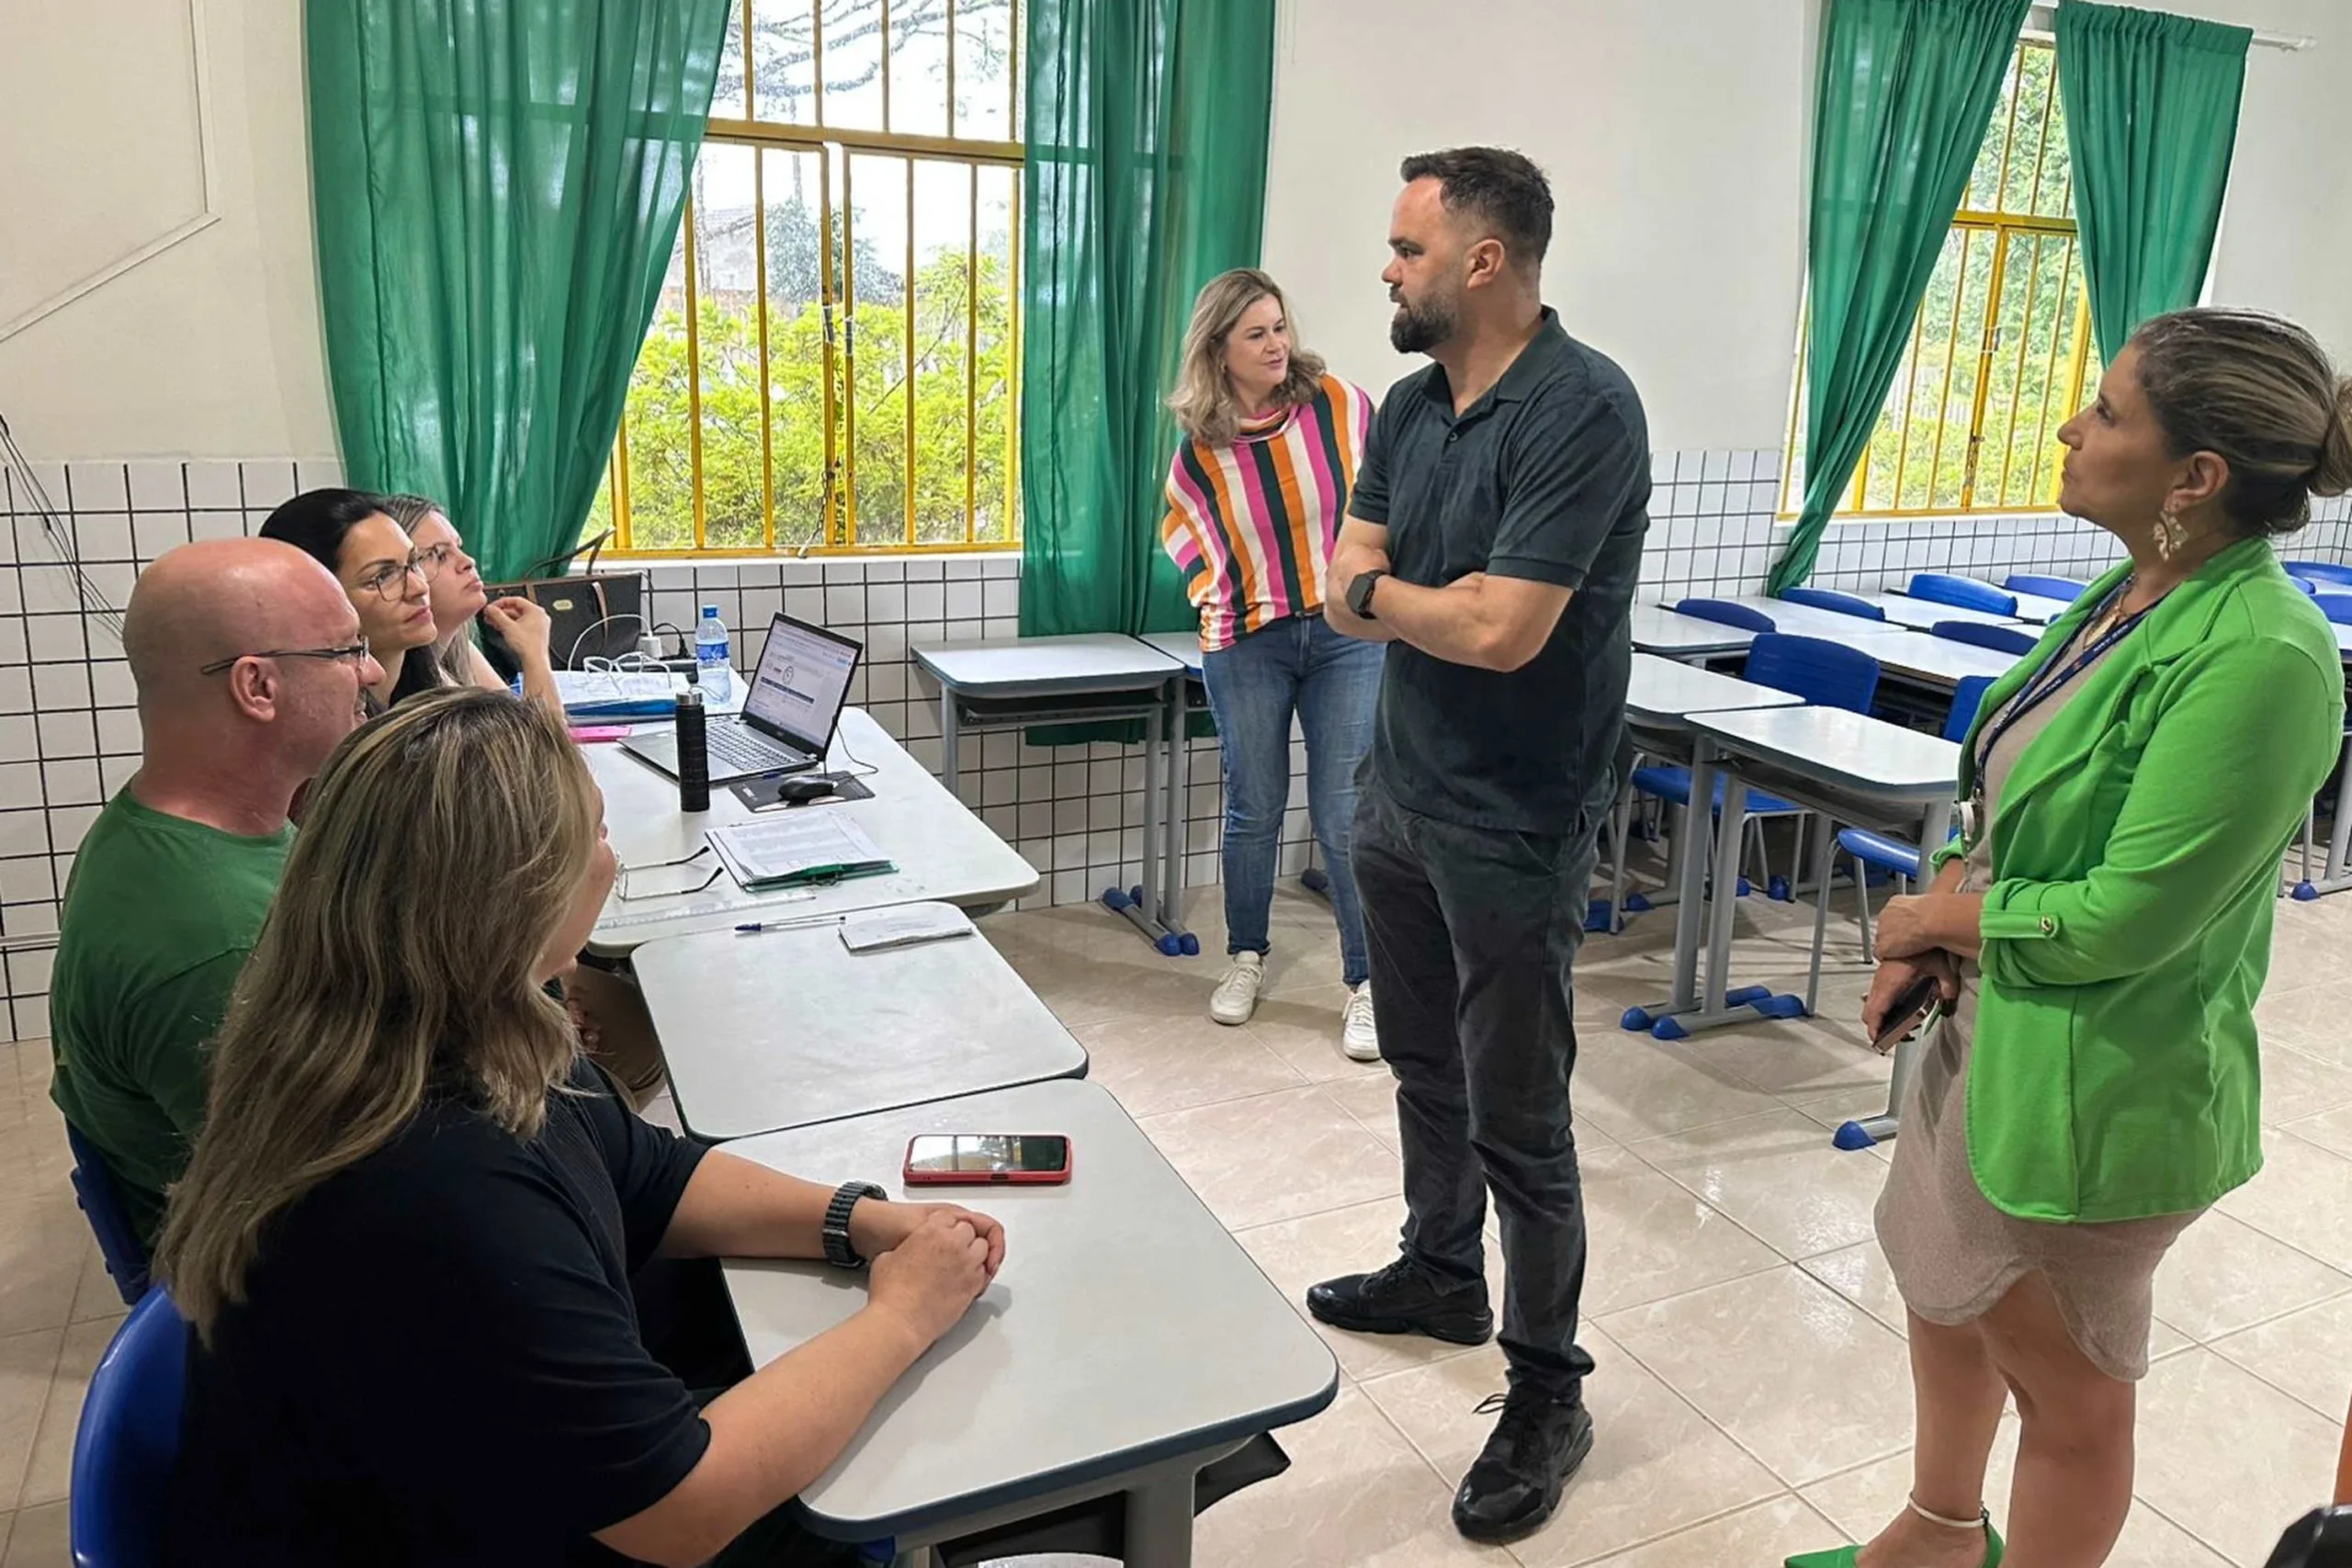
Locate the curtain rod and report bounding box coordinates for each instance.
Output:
[2023,5,2313,50]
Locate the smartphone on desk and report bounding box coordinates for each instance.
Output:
[903,1134,1073,1186]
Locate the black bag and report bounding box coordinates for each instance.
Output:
[479,529,650,674]
[2269,1506,2352,1567]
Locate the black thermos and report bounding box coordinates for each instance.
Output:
[674,685,710,812]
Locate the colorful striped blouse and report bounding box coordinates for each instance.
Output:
[1161,374,1374,652]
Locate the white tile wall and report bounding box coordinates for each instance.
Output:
[0,451,2345,1041]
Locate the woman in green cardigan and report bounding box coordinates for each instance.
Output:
[1793,307,2351,1568]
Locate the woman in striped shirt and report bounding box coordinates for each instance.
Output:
[1163,268,1384,1061]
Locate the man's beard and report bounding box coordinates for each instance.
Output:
[1390,291,1457,355]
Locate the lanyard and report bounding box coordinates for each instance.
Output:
[1969,582,2150,803]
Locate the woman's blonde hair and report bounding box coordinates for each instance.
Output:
[1166,268,1327,446]
[155,689,601,1337]
[382,492,479,687]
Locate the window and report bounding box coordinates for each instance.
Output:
[1782,38,2098,518]
[593,0,1024,557]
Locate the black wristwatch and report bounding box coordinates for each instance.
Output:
[1346,568,1388,620]
[822,1180,888,1269]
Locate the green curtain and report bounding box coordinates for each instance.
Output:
[1769,0,2030,594]
[1018,0,1278,638]
[2056,1,2251,364]
[307,0,729,581]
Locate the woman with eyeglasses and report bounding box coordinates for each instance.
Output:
[259,489,445,714]
[381,494,560,708]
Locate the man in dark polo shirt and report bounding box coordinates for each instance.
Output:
[1312,146,1649,1544]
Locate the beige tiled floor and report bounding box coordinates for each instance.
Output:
[3,877,2349,1564]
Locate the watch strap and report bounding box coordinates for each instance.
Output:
[822,1180,888,1269]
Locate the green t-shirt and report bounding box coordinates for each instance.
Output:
[49,789,292,1245]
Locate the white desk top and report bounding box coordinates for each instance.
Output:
[722,1079,1339,1541]
[1863,593,2020,631]
[1714,595,1892,642]
[1691,705,1962,796]
[633,911,1089,1141]
[1848,627,2021,687]
[1626,652,1804,723]
[1631,604,1757,657]
[585,708,1037,954]
[2330,622,2352,660]
[2007,591,2077,626]
[1135,630,1204,673]
[913,634,1183,697]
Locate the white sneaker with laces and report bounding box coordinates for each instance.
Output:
[1210,953,1267,1025]
[1341,982,1380,1061]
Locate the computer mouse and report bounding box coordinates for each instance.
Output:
[776,775,836,804]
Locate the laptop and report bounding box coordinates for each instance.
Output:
[623,613,863,784]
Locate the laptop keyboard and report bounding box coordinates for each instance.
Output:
[707,724,803,773]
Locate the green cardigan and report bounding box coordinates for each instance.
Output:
[1931,538,2345,1223]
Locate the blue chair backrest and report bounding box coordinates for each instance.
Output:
[1776,587,1885,620]
[1945,675,1997,742]
[2285,559,2352,590]
[66,1124,150,1306]
[1907,573,2018,616]
[1744,633,1881,714]
[1673,597,1777,633]
[2312,593,2352,626]
[2289,574,2320,596]
[69,1286,187,1568]
[2003,573,2086,603]
[1930,619,2040,656]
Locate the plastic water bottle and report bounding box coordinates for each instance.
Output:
[695,605,734,703]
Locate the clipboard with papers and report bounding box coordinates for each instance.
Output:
[707,813,895,890]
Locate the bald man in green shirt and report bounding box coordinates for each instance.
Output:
[51,535,383,1243]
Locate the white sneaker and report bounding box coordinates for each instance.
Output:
[1341,983,1380,1061]
[1210,953,1267,1026]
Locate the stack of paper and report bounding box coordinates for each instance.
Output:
[708,813,894,889]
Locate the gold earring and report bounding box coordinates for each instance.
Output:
[2155,506,2185,561]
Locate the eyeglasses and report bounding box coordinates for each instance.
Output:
[198,642,375,677]
[352,551,447,602]
[615,844,724,901]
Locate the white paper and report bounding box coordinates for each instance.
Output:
[838,902,975,953]
[708,813,890,886]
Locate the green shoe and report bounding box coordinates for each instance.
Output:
[1782,1517,2005,1568]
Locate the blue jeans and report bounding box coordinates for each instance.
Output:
[1198,614,1383,987]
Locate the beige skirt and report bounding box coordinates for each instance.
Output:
[1874,981,2201,1383]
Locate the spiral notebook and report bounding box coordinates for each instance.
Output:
[707,814,894,889]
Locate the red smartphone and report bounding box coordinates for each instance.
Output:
[902,1134,1074,1186]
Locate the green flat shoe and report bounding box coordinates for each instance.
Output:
[1783,1518,2005,1568]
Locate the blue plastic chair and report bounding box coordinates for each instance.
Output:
[2285,560,2352,590]
[65,1125,150,1306]
[2290,574,2321,596]
[69,1286,187,1568]
[1617,635,1883,917]
[1829,676,1997,959]
[1672,597,1777,634]
[2003,574,2086,603]
[1907,573,2018,617]
[1929,619,2040,656]
[1776,587,1885,621]
[2311,593,2352,626]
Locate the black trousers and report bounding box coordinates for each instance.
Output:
[1352,779,1600,1399]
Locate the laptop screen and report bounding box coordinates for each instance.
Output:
[742,615,861,751]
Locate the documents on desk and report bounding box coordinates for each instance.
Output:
[708,813,895,889]
[839,902,975,953]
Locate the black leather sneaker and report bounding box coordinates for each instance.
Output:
[1451,1386,1595,1543]
[1304,1257,1495,1345]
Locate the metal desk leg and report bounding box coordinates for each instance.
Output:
[1157,678,1197,952]
[1106,693,1182,953]
[939,686,961,795]
[1834,797,1951,1151]
[1649,764,1782,1040]
[1803,816,1838,1018]
[1621,742,1770,1034]
[1124,1470,1198,1568]
[2293,733,2352,898]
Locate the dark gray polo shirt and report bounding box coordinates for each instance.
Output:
[1349,309,1651,834]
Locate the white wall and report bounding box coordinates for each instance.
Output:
[1261,0,1815,456]
[0,0,334,461]
[1261,0,2352,457]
